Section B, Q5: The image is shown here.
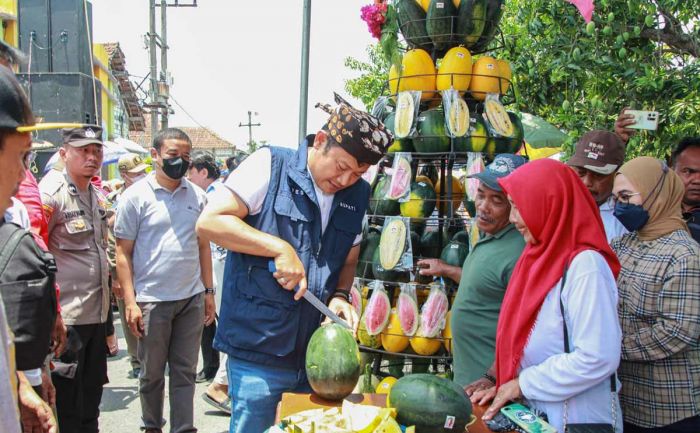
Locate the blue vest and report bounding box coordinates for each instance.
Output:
[214,138,370,370]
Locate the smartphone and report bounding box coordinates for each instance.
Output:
[624,109,659,130]
[500,403,557,433]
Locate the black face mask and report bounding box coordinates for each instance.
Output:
[160,156,190,180]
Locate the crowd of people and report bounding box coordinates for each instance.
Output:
[0,42,698,433]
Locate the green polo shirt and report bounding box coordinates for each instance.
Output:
[451,224,525,387]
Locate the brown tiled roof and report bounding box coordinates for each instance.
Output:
[102,42,145,132]
[129,126,237,150]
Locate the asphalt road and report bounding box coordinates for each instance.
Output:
[99,310,230,433]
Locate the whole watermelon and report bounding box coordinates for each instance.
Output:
[370,175,400,216]
[306,324,361,401]
[356,229,381,279]
[414,109,451,154]
[400,181,437,219]
[388,374,473,433]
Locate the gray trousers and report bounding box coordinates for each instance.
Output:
[117,297,140,369]
[138,293,204,433]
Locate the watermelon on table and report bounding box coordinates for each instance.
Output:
[305,324,361,401]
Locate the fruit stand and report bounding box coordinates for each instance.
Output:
[273,1,524,431]
[352,0,523,385]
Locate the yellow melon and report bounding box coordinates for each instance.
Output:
[436,46,473,92]
[443,311,452,353]
[417,0,430,12]
[469,56,501,101]
[497,59,512,94]
[409,334,442,356]
[381,309,410,353]
[397,49,436,101]
[435,175,464,216]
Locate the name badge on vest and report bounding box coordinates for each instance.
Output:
[339,202,356,212]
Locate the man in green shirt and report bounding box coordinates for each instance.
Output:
[417,154,526,387]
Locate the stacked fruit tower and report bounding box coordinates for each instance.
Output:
[352,0,524,384]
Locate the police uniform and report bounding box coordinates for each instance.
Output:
[39,125,110,433]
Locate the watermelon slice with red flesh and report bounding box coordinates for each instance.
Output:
[364,289,391,336]
[397,292,419,336]
[349,285,363,317]
[419,289,449,338]
[388,157,412,200]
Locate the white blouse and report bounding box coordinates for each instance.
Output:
[518,250,623,432]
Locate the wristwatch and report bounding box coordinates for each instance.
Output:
[204,287,216,295]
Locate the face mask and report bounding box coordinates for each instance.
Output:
[161,156,190,180]
[614,202,650,232]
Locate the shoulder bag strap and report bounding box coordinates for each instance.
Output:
[559,264,617,429]
[0,224,28,279]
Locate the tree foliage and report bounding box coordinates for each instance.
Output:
[344,44,390,111]
[344,0,699,158]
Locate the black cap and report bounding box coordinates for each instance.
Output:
[62,125,104,147]
[0,65,36,131]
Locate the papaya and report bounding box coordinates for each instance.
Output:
[400,181,437,219]
[414,108,451,153]
[426,0,458,51]
[436,46,473,92]
[469,56,500,101]
[397,0,433,50]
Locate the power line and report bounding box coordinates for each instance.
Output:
[168,92,208,130]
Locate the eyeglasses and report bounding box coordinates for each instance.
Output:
[612,192,641,205]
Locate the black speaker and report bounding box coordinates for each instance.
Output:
[50,0,93,76]
[18,0,94,76]
[18,0,52,73]
[16,72,101,146]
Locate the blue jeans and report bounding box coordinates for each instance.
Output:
[227,357,312,433]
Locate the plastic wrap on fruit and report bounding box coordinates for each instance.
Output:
[386,152,412,202]
[418,281,449,338]
[363,281,391,336]
[442,89,470,138]
[349,279,363,318]
[397,283,419,336]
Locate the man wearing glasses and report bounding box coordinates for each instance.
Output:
[567,130,628,242]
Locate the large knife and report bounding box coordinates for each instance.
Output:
[268,261,352,330]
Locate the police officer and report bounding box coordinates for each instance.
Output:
[197,94,391,433]
[39,125,110,433]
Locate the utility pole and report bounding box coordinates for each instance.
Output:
[239,111,261,151]
[160,0,169,130]
[147,0,197,137]
[298,0,311,143]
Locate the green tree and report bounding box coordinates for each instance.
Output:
[501,0,699,158]
[344,0,699,158]
[344,44,391,111]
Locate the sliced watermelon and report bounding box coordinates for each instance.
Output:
[364,288,391,336]
[349,285,363,317]
[397,292,419,336]
[387,157,412,200]
[419,287,449,338]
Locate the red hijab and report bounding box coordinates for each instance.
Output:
[494,159,620,386]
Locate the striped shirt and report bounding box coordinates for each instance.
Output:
[612,230,700,428]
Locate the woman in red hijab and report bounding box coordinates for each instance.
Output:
[472,159,623,432]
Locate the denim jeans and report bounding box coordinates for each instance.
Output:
[227,357,312,433]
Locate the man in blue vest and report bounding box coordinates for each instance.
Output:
[196,94,391,433]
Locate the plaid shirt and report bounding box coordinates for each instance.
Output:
[612,230,700,428]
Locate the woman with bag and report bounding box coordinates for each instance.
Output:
[471,158,623,432]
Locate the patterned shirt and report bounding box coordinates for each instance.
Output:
[612,230,700,428]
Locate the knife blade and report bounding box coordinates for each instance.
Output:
[268,261,352,330]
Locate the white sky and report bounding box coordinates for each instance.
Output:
[91,1,376,150]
